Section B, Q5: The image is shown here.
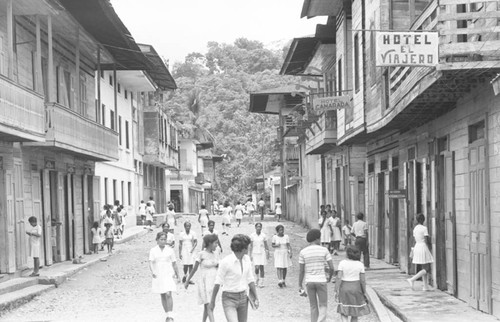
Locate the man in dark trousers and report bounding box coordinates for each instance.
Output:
[352,212,370,269]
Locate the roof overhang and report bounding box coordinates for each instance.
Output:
[301,0,351,18]
[139,44,177,90]
[117,70,157,92]
[249,86,306,115]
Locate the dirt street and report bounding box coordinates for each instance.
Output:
[0,214,380,322]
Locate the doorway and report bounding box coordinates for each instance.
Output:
[170,189,182,213]
[376,172,385,259]
[389,168,399,264]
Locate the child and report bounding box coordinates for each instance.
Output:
[272,224,292,287]
[220,201,232,235]
[407,213,434,291]
[149,232,180,322]
[335,246,371,322]
[91,221,102,254]
[275,198,282,222]
[104,222,114,254]
[161,222,176,248]
[138,200,147,226]
[26,216,42,277]
[298,229,335,322]
[180,222,198,284]
[234,201,244,227]
[166,204,176,232]
[184,234,220,322]
[198,204,210,235]
[145,202,155,230]
[245,198,256,225]
[249,222,269,288]
[342,219,353,247]
[319,210,334,249]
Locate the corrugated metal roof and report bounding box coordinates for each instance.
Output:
[138,44,177,90]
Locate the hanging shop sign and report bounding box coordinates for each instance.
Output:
[375,31,438,67]
[387,189,407,199]
[313,96,351,111]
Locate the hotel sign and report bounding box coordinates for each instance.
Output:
[375,31,438,67]
[313,96,351,111]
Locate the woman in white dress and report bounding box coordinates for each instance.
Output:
[272,224,292,288]
[234,201,244,227]
[330,208,342,255]
[180,222,198,284]
[220,201,233,235]
[274,198,283,222]
[250,222,270,287]
[198,204,210,235]
[407,213,434,291]
[319,210,334,248]
[149,232,180,322]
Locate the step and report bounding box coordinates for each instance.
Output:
[0,278,38,296]
[0,284,55,312]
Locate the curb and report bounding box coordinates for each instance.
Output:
[115,228,149,245]
[366,286,394,322]
[373,287,410,322]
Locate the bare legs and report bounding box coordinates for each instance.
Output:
[203,303,215,322]
[277,268,288,287]
[160,292,173,319]
[407,268,431,291]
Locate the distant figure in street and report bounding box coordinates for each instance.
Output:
[245,198,255,225]
[352,212,370,268]
[274,198,282,222]
[180,222,198,284]
[272,224,292,288]
[257,198,266,221]
[204,220,222,254]
[91,221,102,254]
[249,223,269,288]
[298,229,334,322]
[149,232,180,322]
[234,201,244,227]
[407,213,434,291]
[198,204,210,235]
[184,234,220,322]
[161,222,175,248]
[335,246,371,322]
[145,202,155,230]
[319,210,334,250]
[118,205,127,236]
[212,200,220,216]
[330,210,342,256]
[104,222,114,254]
[138,200,147,226]
[221,201,233,235]
[166,204,176,232]
[209,234,259,322]
[149,196,156,212]
[26,216,42,277]
[342,219,353,247]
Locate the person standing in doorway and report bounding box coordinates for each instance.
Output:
[26,216,42,277]
[406,213,434,291]
[209,234,259,322]
[257,198,266,221]
[298,229,334,322]
[274,198,282,222]
[352,212,370,269]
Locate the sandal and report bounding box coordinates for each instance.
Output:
[29,273,40,277]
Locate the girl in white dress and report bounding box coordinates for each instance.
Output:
[198,204,210,235]
[330,209,342,255]
[184,234,220,322]
[180,222,198,284]
[272,224,292,288]
[275,198,282,222]
[407,213,434,291]
[319,210,334,248]
[149,232,180,322]
[220,201,233,235]
[234,201,244,227]
[250,223,270,287]
[166,204,176,233]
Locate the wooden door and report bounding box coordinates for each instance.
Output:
[443,152,457,295]
[92,176,101,225]
[57,172,65,262]
[42,170,53,266]
[367,174,375,255]
[14,161,26,268]
[469,140,491,313]
[406,160,422,274]
[31,171,44,265]
[376,172,385,259]
[389,169,399,264]
[5,170,16,272]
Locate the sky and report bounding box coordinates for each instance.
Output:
[111,0,325,64]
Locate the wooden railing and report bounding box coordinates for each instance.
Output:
[0,76,45,140]
[45,103,119,160]
[285,145,300,161]
[389,0,500,105]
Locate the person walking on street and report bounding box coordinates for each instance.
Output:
[330,210,342,256]
[342,219,353,247]
[209,234,259,322]
[180,222,198,284]
[138,200,147,226]
[298,229,334,322]
[184,234,220,322]
[149,232,181,322]
[352,212,370,269]
[249,223,270,288]
[234,202,244,227]
[406,213,434,291]
[245,198,255,225]
[272,224,292,288]
[167,204,176,232]
[199,204,210,235]
[221,201,233,235]
[145,202,155,230]
[274,198,282,222]
[318,210,334,250]
[335,246,371,322]
[257,198,266,221]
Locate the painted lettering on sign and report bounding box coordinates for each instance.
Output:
[313,96,351,111]
[376,32,438,67]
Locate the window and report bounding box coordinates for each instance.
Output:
[337,58,342,96]
[118,116,122,145]
[79,72,87,114]
[110,110,115,130]
[100,70,104,79]
[125,121,130,149]
[381,159,388,171]
[370,21,377,86]
[121,181,124,205]
[125,90,128,99]
[109,75,113,86]
[368,163,375,173]
[102,104,106,126]
[131,92,134,101]
[113,179,117,202]
[382,69,390,110]
[128,182,132,206]
[469,120,485,143]
[117,83,121,93]
[104,178,108,205]
[143,164,148,186]
[354,33,360,92]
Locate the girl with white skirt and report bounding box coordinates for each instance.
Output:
[250,223,270,287]
[272,224,292,288]
[180,222,198,284]
[407,213,434,291]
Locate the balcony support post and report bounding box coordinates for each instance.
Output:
[113,64,118,130]
[75,28,80,113]
[47,14,54,103]
[97,48,101,122]
[35,15,43,95]
[6,0,14,79]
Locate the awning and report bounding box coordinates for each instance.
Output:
[139,44,177,90]
[249,86,306,115]
[301,0,351,19]
[59,0,151,71]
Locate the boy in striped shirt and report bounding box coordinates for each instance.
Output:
[299,229,335,322]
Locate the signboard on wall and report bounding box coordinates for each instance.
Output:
[387,189,407,199]
[375,31,438,67]
[312,96,351,111]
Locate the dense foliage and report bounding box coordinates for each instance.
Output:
[164,38,295,201]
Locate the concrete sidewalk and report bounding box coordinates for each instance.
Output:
[364,257,499,322]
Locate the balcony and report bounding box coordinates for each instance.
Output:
[305,111,337,154]
[284,145,300,163]
[33,103,119,161]
[0,76,45,142]
[367,0,500,134]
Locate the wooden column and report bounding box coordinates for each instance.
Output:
[6,0,14,79]
[75,29,80,113]
[97,48,101,123]
[113,64,118,130]
[47,15,54,103]
[35,15,43,94]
